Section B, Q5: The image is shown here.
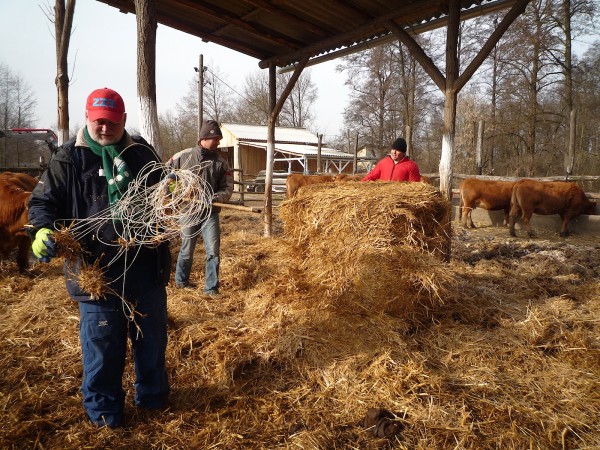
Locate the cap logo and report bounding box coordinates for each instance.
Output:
[92,97,117,109]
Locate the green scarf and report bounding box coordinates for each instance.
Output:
[84,127,133,206]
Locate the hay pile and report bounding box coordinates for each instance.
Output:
[0,189,599,449]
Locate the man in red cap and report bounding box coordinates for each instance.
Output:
[28,87,171,428]
[361,137,421,182]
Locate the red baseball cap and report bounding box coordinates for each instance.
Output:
[86,88,125,122]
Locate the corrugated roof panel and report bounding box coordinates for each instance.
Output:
[243,141,354,159]
[97,0,516,68]
[221,123,320,144]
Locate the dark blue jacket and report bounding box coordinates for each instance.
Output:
[28,128,171,301]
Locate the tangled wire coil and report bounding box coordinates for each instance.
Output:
[57,161,214,254]
[117,161,215,245]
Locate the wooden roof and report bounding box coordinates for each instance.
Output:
[96,0,515,69]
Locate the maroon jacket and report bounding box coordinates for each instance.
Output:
[361,155,421,182]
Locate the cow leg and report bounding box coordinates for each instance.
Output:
[460,206,475,228]
[502,208,510,227]
[508,212,519,237]
[508,217,517,236]
[467,208,475,228]
[521,212,535,238]
[508,201,521,237]
[16,237,31,273]
[559,214,570,237]
[460,207,469,228]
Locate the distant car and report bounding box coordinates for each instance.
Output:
[246,170,289,193]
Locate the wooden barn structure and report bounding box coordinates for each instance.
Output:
[96,0,530,236]
[220,123,356,184]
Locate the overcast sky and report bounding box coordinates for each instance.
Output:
[2,2,597,148]
[0,0,350,143]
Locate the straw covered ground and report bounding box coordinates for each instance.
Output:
[0,182,598,449]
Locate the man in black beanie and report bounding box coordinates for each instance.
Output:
[361,137,421,182]
[166,119,233,294]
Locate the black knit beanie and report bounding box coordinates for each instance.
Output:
[199,120,223,140]
[391,138,407,152]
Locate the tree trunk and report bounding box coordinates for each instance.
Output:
[563,0,575,176]
[476,120,485,175]
[134,0,161,156]
[490,26,498,174]
[54,0,75,145]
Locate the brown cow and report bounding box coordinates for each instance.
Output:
[509,179,597,238]
[458,178,516,228]
[0,172,38,272]
[286,173,338,198]
[334,173,363,182]
[420,175,433,185]
[2,171,38,191]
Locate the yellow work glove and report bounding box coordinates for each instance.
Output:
[166,173,178,194]
[31,228,56,263]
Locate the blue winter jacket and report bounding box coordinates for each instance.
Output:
[28,127,171,301]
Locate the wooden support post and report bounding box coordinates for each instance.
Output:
[476,120,485,175]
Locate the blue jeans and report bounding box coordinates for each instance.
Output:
[175,210,220,292]
[79,285,169,427]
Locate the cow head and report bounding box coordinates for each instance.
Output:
[583,199,597,216]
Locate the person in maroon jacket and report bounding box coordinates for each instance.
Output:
[361,137,421,182]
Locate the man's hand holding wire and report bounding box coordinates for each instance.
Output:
[32,227,56,263]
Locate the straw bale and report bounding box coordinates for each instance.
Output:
[279,182,453,319]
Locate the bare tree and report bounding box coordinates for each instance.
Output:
[505,0,563,176]
[158,109,195,160]
[0,63,38,167]
[203,66,237,123]
[547,0,597,175]
[341,43,404,157]
[232,69,317,127]
[340,39,440,160]
[278,71,317,128]
[233,70,271,125]
[574,43,600,179]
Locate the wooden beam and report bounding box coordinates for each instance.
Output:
[213,202,262,214]
[455,0,530,92]
[164,0,303,50]
[240,0,330,38]
[258,3,436,68]
[386,20,446,92]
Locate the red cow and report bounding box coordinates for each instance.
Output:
[458,178,516,228]
[286,173,338,198]
[0,172,38,272]
[509,179,597,237]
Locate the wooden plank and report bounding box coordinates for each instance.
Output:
[213,202,262,214]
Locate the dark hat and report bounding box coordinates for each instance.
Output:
[391,137,407,152]
[199,120,223,140]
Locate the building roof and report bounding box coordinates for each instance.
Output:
[221,123,319,144]
[243,141,354,160]
[96,0,516,69]
[219,123,354,159]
